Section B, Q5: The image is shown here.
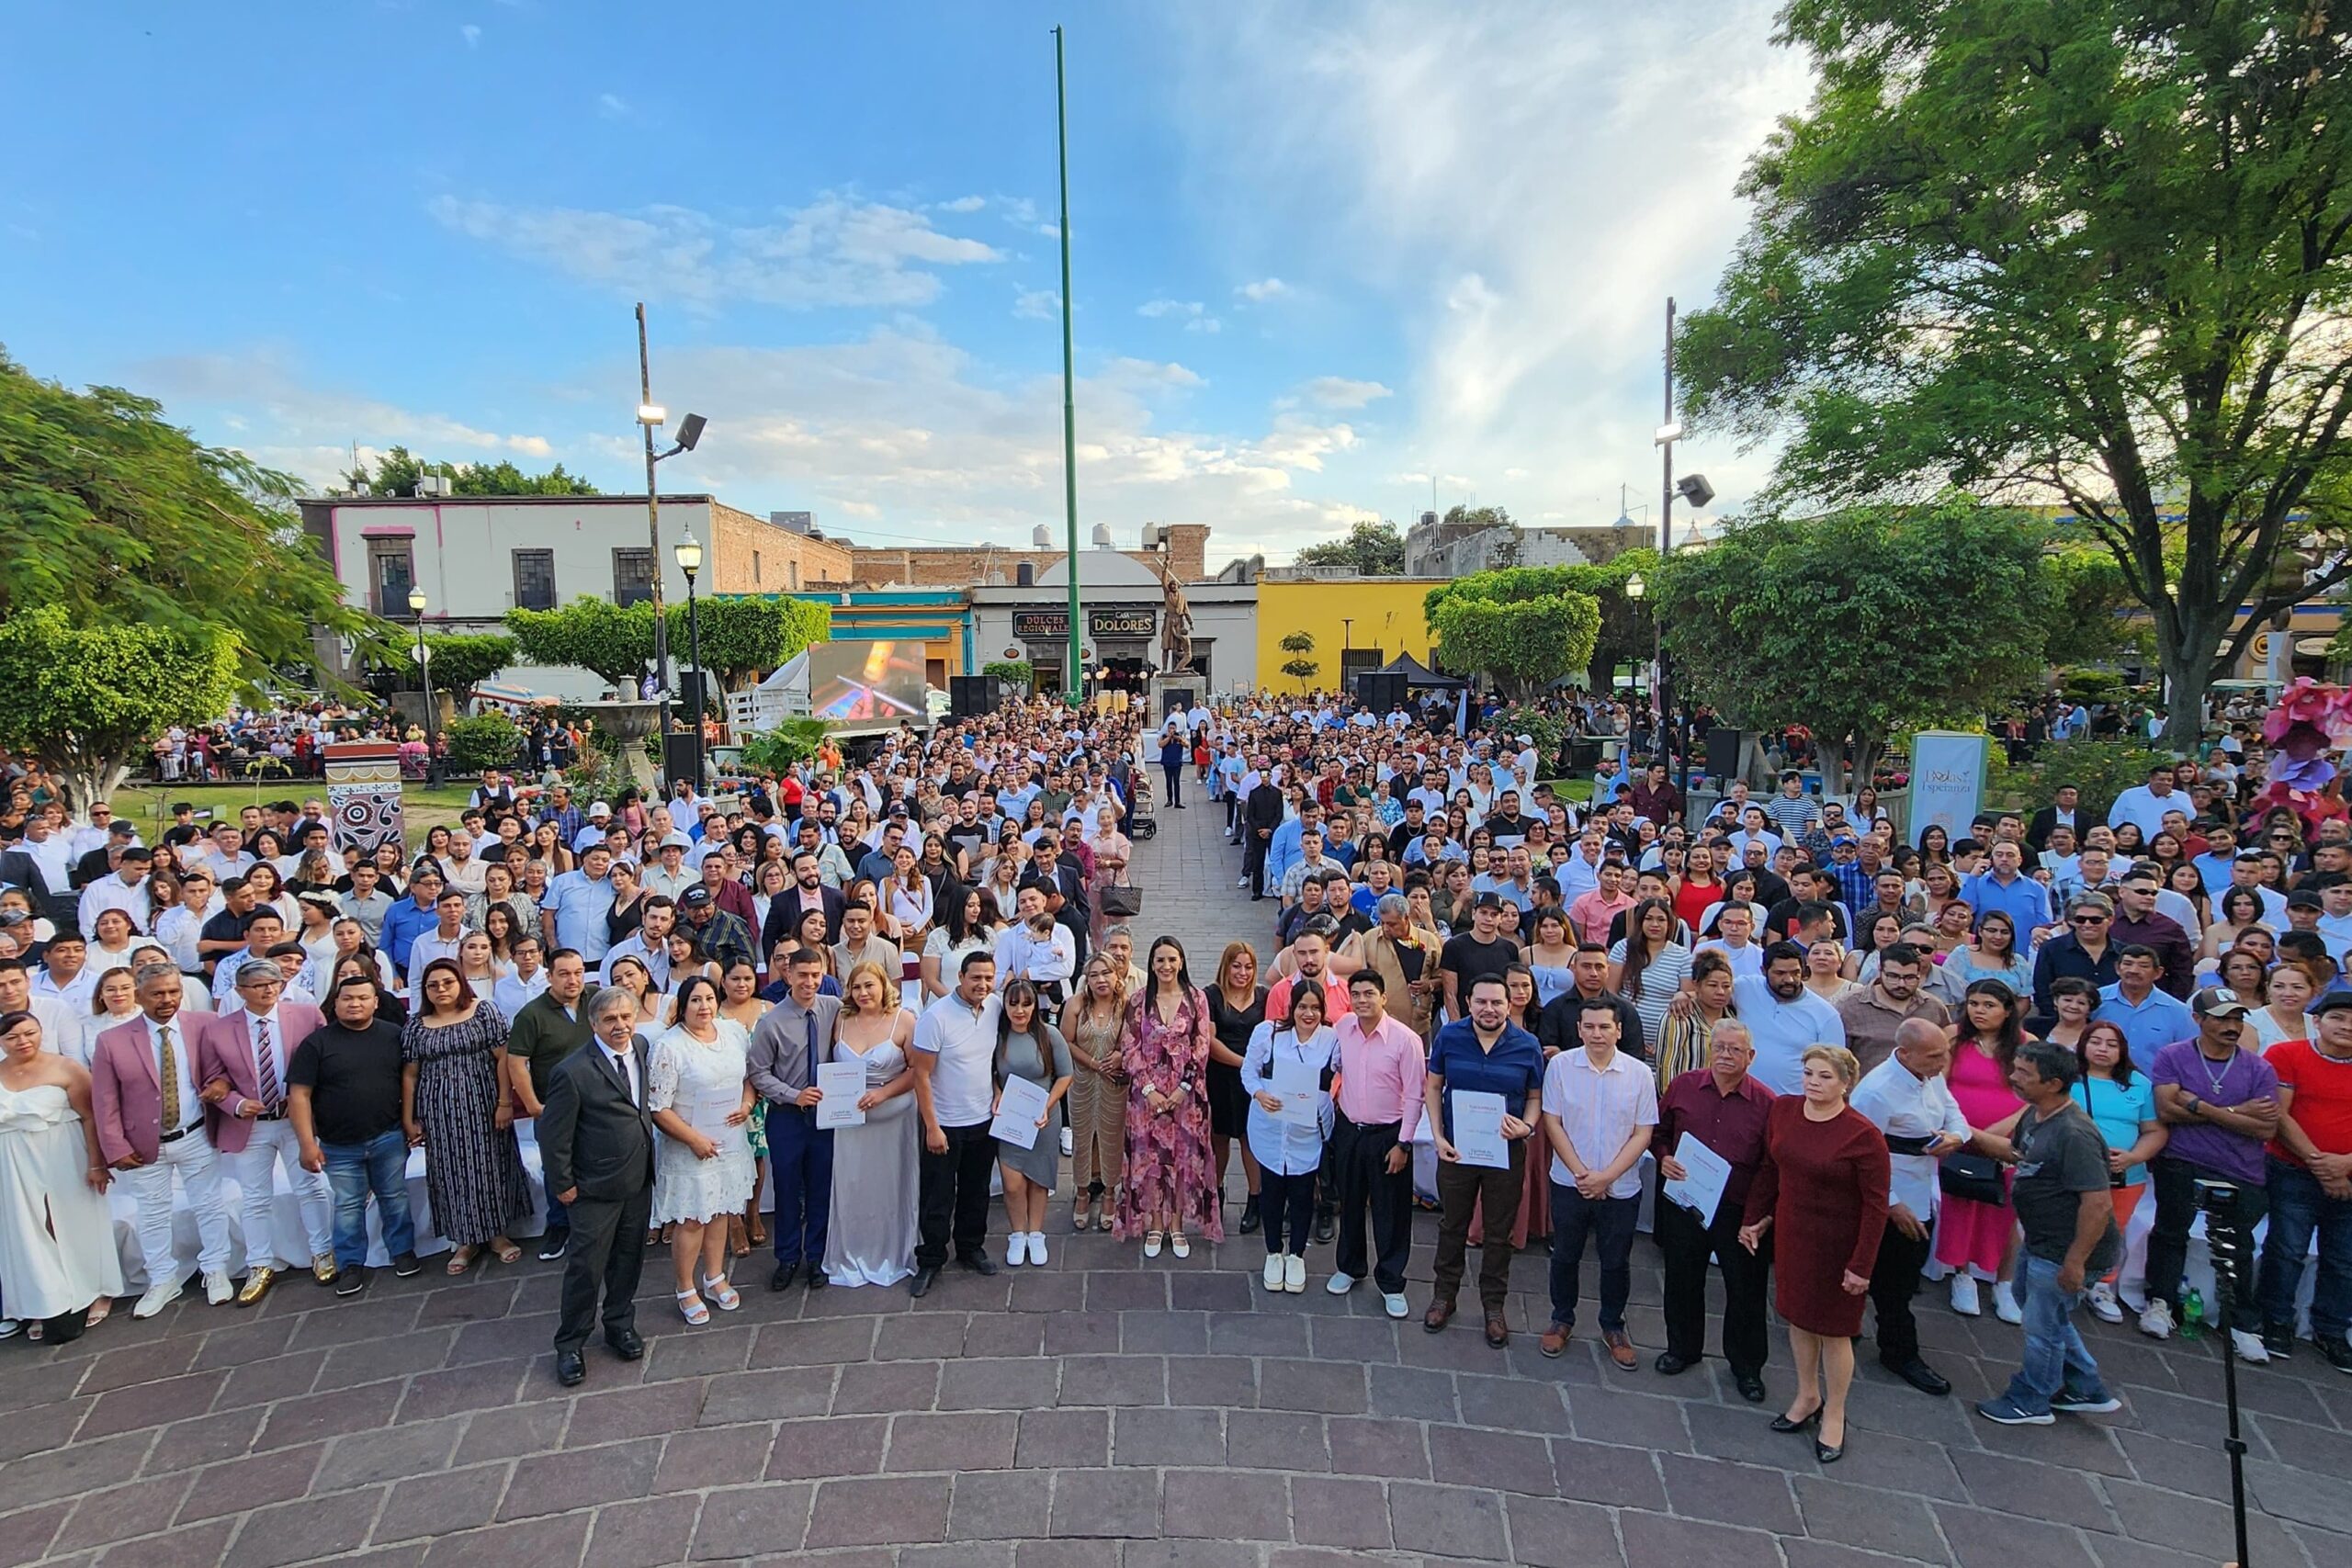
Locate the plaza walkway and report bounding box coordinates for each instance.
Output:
[2,790,2349,1566]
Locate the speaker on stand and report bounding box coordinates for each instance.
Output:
[949,675,997,720]
[1354,671,1407,714]
[1703,727,1744,787]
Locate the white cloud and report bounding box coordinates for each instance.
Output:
[1236,277,1291,303]
[1301,377,1391,410]
[126,350,561,480]
[938,195,988,213]
[1162,1,1807,521]
[595,92,631,120]
[460,24,481,47]
[1012,286,1060,321]
[1137,299,1221,333]
[428,193,1006,310]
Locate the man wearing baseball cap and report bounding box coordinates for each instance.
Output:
[2138,987,2280,1360]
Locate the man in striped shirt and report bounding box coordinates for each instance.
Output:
[1762,771,1821,840]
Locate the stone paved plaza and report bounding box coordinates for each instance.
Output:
[4,790,2351,1568]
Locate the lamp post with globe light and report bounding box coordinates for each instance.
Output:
[674,530,706,795]
[408,586,439,784]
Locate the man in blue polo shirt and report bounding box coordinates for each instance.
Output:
[1421,974,1545,1348]
[541,844,618,965]
[2092,946,2196,1060]
[1961,840,2055,943]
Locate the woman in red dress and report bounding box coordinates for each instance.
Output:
[1739,1043,1889,1464]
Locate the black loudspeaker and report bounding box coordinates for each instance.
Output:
[676,671,707,716]
[663,734,701,789]
[1354,671,1407,713]
[1704,727,1744,783]
[950,675,996,718]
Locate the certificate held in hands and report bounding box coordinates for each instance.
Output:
[814,1061,867,1130]
[1450,1089,1510,1169]
[1661,1132,1733,1227]
[989,1077,1052,1149]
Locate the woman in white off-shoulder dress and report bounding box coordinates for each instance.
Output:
[0,1010,124,1341]
[647,976,757,1325]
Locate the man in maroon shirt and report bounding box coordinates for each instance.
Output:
[1653,1018,1775,1402]
[2108,864,2196,998]
[1626,761,1683,831]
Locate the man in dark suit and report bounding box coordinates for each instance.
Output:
[537,984,658,1386]
[761,851,846,953]
[2026,786,2080,852]
[1243,763,1285,901]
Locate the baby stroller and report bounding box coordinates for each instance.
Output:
[1125,774,1159,840]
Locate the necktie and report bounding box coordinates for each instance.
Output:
[159,1024,182,1131]
[611,1049,634,1104]
[805,1010,820,1084]
[254,1018,279,1109]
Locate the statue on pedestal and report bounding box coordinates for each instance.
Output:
[1159,559,1194,673]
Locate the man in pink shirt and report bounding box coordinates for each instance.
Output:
[1568,861,1636,949]
[1326,970,1426,1319]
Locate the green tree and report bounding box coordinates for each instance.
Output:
[1656,499,2055,792]
[741,719,833,774]
[673,596,831,693]
[1678,2,2352,749]
[506,599,655,692]
[0,349,375,679]
[1279,631,1321,693]
[386,632,516,695]
[441,712,522,774]
[1295,519,1407,575]
[0,607,242,808]
[1442,504,1516,533]
[1423,567,1605,700]
[343,445,600,497]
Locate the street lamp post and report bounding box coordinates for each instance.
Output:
[675,530,707,796]
[633,303,709,786]
[408,586,439,785]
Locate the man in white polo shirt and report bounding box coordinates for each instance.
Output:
[909,951,1003,1298]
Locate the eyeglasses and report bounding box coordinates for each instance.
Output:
[2070,914,2109,925]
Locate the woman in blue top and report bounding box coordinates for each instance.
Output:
[2072,1019,2166,1324]
[1242,987,1337,1296]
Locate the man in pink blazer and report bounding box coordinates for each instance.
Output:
[196,958,335,1303]
[90,964,235,1318]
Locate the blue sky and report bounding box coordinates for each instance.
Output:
[1,0,1810,563]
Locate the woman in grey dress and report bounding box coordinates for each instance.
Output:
[821,961,919,1289]
[993,980,1074,1269]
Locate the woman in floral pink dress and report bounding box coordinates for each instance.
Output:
[1115,936,1224,1258]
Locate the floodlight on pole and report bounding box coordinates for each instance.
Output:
[1653,422,1683,446]
[637,403,667,426]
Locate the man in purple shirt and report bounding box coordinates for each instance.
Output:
[1652,1017,1775,1402]
[2108,865,2196,998]
[2141,987,2280,1361]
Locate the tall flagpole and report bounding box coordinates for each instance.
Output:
[1055,24,1082,705]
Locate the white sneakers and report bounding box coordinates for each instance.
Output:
[1327,1270,1357,1295]
[2087,1281,2124,1323]
[2231,1328,2271,1365]
[203,1271,233,1306]
[1264,1255,1285,1292]
[1993,1280,2023,1325]
[1283,1255,1306,1293]
[1384,1292,1410,1319]
[133,1277,185,1319]
[2139,1300,2176,1339]
[1026,1232,1047,1267]
[1007,1233,1031,1267]
[1950,1275,1982,1317]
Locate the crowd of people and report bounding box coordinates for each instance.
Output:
[0,689,2345,1458]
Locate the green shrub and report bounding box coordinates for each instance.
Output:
[442,713,520,775]
[1985,738,2169,825]
[741,719,832,775]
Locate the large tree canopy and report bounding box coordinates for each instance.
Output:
[1424,568,1603,700]
[0,607,243,808]
[506,596,830,694]
[1678,2,2352,747]
[0,348,373,678]
[1294,519,1408,575]
[342,445,601,498]
[1656,499,2058,790]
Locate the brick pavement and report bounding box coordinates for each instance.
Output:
[5,789,2351,1566]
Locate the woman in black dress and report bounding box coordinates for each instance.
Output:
[1204,941,1267,1235]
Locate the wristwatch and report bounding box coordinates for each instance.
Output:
[2182,1092,2203,1116]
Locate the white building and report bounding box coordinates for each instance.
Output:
[968,548,1259,701]
[299,494,852,700]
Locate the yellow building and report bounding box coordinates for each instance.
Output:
[1253,577,1449,694]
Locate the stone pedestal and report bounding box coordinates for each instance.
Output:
[578,700,661,792]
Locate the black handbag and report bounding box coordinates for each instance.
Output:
[1937,1150,2006,1205]
[1099,884,1144,919]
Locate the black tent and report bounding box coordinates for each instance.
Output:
[1374,652,1464,689]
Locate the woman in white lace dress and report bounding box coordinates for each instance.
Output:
[647,976,757,1324]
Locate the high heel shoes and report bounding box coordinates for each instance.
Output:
[1814,1437,1845,1464]
[1770,1407,1821,1435]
